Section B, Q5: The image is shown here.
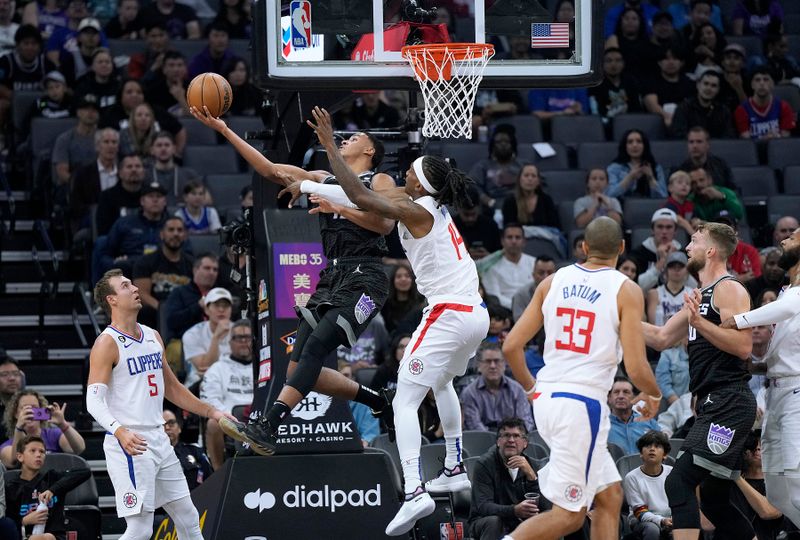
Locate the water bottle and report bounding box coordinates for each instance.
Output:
[32,501,48,535]
[477,124,489,143]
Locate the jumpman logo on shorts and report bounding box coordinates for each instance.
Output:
[353,265,362,274]
[704,394,713,405]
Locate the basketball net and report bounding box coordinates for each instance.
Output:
[401,43,494,139]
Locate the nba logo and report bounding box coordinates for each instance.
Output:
[290,1,311,49]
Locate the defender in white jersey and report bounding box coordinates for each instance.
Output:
[301,107,489,536]
[502,217,662,540]
[86,269,234,540]
[722,227,800,528]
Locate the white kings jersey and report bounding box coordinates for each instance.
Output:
[538,264,630,393]
[100,323,166,429]
[398,196,482,304]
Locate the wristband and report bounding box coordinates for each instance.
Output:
[15,426,25,434]
[525,385,537,396]
[648,393,663,402]
[60,423,71,433]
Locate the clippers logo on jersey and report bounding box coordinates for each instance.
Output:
[122,492,138,508]
[565,484,583,502]
[707,423,735,455]
[290,1,311,49]
[354,293,376,325]
[408,357,424,375]
[126,352,163,376]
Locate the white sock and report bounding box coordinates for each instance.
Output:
[401,456,422,495]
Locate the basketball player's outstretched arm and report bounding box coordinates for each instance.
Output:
[502,275,553,395]
[722,286,800,329]
[189,105,327,185]
[686,281,752,359]
[641,305,689,351]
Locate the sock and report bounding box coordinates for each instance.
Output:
[265,400,291,427]
[433,381,462,469]
[355,384,385,411]
[444,436,462,469]
[402,456,423,494]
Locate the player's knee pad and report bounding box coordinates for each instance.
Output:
[286,317,342,395]
[120,512,155,540]
[162,497,202,540]
[665,455,703,530]
[289,320,314,364]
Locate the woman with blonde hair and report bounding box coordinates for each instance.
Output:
[119,102,158,157]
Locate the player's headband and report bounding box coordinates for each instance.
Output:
[412,157,438,195]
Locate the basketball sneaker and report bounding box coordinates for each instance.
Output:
[425,462,471,493]
[219,417,278,456]
[385,485,435,536]
[371,388,396,441]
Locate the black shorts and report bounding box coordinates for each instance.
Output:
[296,257,389,347]
[682,383,757,478]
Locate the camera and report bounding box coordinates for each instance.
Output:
[220,206,253,253]
[402,0,436,23]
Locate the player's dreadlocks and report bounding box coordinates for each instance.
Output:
[422,155,476,209]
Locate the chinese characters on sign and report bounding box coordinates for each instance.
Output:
[273,243,326,319]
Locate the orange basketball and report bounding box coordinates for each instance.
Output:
[186,72,233,117]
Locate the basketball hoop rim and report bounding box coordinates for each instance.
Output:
[400,42,495,62]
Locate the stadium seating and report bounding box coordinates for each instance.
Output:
[731,166,778,198]
[783,166,800,194]
[768,139,800,172]
[711,139,759,167]
[180,118,219,145]
[542,169,587,201]
[518,142,570,170]
[623,198,665,228]
[551,115,606,146]
[768,195,800,224]
[490,114,544,143]
[183,145,241,174]
[354,366,377,387]
[577,142,617,170]
[462,430,496,458]
[613,114,667,142]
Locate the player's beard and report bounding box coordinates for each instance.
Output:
[778,244,800,271]
[687,252,706,274]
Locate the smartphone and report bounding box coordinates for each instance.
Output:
[32,407,51,421]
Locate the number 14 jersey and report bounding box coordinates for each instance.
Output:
[538,264,630,393]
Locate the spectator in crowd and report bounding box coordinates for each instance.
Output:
[759,33,799,84]
[605,8,661,81]
[0,460,19,540]
[336,314,390,371]
[617,254,639,281]
[104,0,144,39]
[369,332,410,394]
[162,410,212,489]
[655,338,690,405]
[0,0,19,56]
[486,304,512,343]
[146,131,200,205]
[140,0,201,40]
[687,165,744,221]
[132,217,193,327]
[55,17,105,84]
[4,435,91,540]
[720,43,750,110]
[44,0,104,65]
[188,21,238,79]
[748,324,771,399]
[21,70,72,142]
[773,216,799,247]
[469,128,524,212]
[680,0,717,54]
[452,193,502,260]
[664,171,695,236]
[607,129,668,199]
[650,11,683,52]
[511,256,556,323]
[96,180,168,278]
[380,265,424,335]
[572,233,587,264]
[0,357,23,443]
[176,181,221,235]
[732,0,784,38]
[658,392,693,438]
[335,91,401,131]
[127,22,170,81]
[95,153,145,235]
[478,223,536,309]
[667,0,723,32]
[671,70,735,139]
[754,288,778,306]
[21,0,67,41]
[528,87,590,120]
[623,431,674,540]
[201,319,254,469]
[574,168,623,229]
[502,164,560,230]
[165,253,219,339]
[145,50,188,115]
[182,287,232,388]
[608,377,662,455]
[472,88,526,130]
[746,248,786,299]
[225,57,261,116]
[69,127,119,230]
[643,47,695,130]
[337,361,380,447]
[52,94,99,187]
[461,342,534,432]
[730,431,786,539]
[603,0,660,39]
[631,209,684,292]
[213,0,250,39]
[646,251,692,326]
[678,126,736,190]
[588,47,643,123]
[468,417,549,539]
[119,102,159,157]
[0,390,86,468]
[73,47,120,112]
[715,216,761,281]
[735,67,797,140]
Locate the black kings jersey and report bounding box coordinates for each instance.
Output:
[317,172,388,260]
[687,275,750,395]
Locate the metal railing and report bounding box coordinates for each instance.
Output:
[30,220,59,361]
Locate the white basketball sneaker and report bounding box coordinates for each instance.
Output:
[425,462,471,493]
[385,486,436,536]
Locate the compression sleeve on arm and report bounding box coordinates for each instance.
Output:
[300,180,358,209]
[734,287,800,328]
[86,383,122,434]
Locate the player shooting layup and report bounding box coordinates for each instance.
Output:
[86,269,234,540]
[503,217,662,540]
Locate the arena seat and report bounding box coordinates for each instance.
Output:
[542,169,587,201]
[623,198,665,228]
[558,200,577,234]
[783,166,800,195]
[518,142,570,170]
[768,139,800,172]
[576,142,617,170]
[461,430,497,458]
[726,35,763,57]
[613,113,667,142]
[650,140,687,170]
[768,195,800,223]
[551,115,606,146]
[180,117,219,145]
[183,145,240,174]
[354,366,377,387]
[490,114,543,143]
[205,173,251,208]
[440,141,485,174]
[731,166,778,198]
[711,139,758,167]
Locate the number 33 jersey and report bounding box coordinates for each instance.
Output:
[101,323,166,429]
[538,264,629,393]
[398,196,481,304]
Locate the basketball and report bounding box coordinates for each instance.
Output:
[186,72,233,118]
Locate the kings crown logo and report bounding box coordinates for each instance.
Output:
[354,293,376,325]
[707,423,735,455]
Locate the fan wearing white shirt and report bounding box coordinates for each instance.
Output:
[478,224,536,309]
[181,287,232,388]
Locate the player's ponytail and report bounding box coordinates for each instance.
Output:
[422,155,476,209]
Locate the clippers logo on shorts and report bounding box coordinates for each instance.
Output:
[354,293,376,325]
[122,492,138,508]
[565,485,583,502]
[290,0,311,48]
[707,423,735,455]
[291,391,333,420]
[408,357,424,376]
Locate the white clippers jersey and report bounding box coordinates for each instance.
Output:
[764,287,800,378]
[398,196,481,304]
[538,264,630,393]
[101,323,165,429]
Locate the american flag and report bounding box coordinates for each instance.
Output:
[531,23,570,48]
